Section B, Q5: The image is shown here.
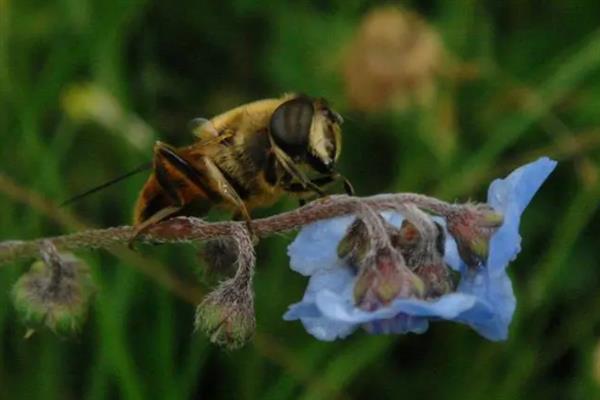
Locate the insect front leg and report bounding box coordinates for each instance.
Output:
[285,173,354,206]
[269,137,326,197]
[337,173,355,196]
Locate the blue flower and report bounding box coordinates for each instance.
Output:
[284,157,557,341]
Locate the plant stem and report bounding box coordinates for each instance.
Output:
[0,193,460,266]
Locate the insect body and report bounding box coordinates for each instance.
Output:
[133,94,353,235]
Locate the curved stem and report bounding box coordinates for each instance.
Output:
[0,193,461,266]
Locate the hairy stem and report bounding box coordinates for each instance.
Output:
[0,193,460,266]
[39,241,65,294]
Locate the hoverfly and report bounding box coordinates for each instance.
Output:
[63,94,353,237]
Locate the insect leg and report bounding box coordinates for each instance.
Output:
[284,175,335,192]
[336,173,355,196]
[131,142,200,245]
[285,175,334,206]
[200,156,254,233]
[269,137,326,196]
[131,204,182,245]
[285,173,354,205]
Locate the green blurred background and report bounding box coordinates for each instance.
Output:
[1,0,600,399]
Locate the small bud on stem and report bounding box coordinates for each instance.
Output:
[12,241,95,335]
[446,204,503,269]
[194,226,257,350]
[198,237,239,280]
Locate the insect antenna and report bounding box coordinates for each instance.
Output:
[60,162,153,207]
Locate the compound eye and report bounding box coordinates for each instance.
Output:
[270,97,314,156]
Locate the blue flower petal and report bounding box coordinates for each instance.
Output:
[283,267,358,341]
[486,157,557,274]
[288,216,354,276]
[288,212,404,276]
[364,315,429,334]
[315,291,478,322]
[433,217,462,271]
[294,312,357,342]
[452,157,555,338]
[455,271,515,340]
[314,290,430,334]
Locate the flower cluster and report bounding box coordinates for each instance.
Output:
[284,158,556,341]
[1,157,555,349]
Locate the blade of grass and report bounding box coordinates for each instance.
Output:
[154,289,177,398]
[299,336,393,400]
[93,264,145,400]
[528,179,600,307]
[175,336,210,399]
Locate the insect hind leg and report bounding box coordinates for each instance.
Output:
[132,141,254,244]
[131,142,199,245]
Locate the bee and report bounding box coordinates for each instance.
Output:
[131,94,354,236]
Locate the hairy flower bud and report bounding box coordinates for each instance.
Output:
[194,279,255,350]
[12,246,95,335]
[337,218,371,269]
[446,204,504,268]
[412,263,455,298]
[392,219,455,298]
[389,219,422,263]
[338,213,410,269]
[353,247,425,310]
[198,238,239,280]
[195,226,256,350]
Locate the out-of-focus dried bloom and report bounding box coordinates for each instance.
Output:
[342,6,444,111]
[61,83,153,150]
[12,243,95,335]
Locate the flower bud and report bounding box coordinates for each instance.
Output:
[413,263,455,298]
[198,238,239,281]
[389,219,422,263]
[12,252,95,336]
[392,219,455,298]
[446,204,504,268]
[194,279,255,350]
[353,248,425,311]
[337,218,371,269]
